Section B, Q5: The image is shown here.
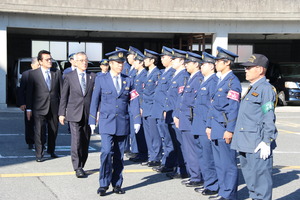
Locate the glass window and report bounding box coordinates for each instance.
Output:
[32,41,49,57]
[86,42,102,61]
[50,41,67,60]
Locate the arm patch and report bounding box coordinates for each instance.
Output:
[227,90,240,102]
[262,101,274,114]
[130,89,139,100]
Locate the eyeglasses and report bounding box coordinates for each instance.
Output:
[76,59,89,63]
[43,58,53,62]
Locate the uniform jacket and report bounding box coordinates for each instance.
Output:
[141,67,161,117]
[134,68,147,105]
[151,67,176,119]
[191,74,218,136]
[207,71,241,139]
[58,70,96,122]
[164,69,190,124]
[231,77,277,153]
[89,73,141,135]
[121,62,132,76]
[26,67,62,116]
[175,71,203,132]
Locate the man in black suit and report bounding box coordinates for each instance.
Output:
[26,50,62,162]
[17,57,40,149]
[58,52,96,178]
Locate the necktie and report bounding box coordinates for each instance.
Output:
[45,70,51,90]
[114,76,121,94]
[241,85,253,100]
[217,77,222,85]
[80,73,86,95]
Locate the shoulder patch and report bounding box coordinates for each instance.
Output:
[262,101,274,114]
[130,89,139,100]
[227,90,240,101]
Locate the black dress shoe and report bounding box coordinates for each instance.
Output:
[126,152,138,159]
[181,179,190,185]
[129,156,148,163]
[194,186,205,193]
[36,158,43,162]
[185,181,204,187]
[155,166,174,173]
[201,189,218,196]
[28,144,34,149]
[147,161,161,167]
[141,161,149,166]
[166,172,189,179]
[50,153,58,158]
[113,186,125,194]
[75,169,86,178]
[97,187,108,196]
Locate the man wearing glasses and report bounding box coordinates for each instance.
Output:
[26,50,62,162]
[58,52,96,178]
[231,54,277,200]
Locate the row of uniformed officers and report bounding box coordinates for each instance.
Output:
[26,45,276,199]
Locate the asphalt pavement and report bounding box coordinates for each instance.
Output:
[0,106,299,200]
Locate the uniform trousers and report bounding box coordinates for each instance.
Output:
[142,117,162,162]
[33,109,58,159]
[168,124,187,175]
[199,135,219,191]
[99,134,127,188]
[156,118,174,166]
[69,113,91,171]
[181,132,203,182]
[239,151,273,200]
[211,139,238,200]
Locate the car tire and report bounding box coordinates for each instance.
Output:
[278,91,288,106]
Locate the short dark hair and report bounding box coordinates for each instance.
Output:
[37,50,51,61]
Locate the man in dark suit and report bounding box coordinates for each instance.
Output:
[58,52,96,178]
[89,49,141,196]
[17,57,40,149]
[26,50,62,162]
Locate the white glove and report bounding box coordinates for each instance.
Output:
[254,141,271,160]
[90,124,96,135]
[134,124,141,134]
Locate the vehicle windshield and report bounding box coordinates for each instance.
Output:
[279,64,300,78]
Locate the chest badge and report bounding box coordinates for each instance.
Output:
[218,88,223,92]
[251,92,259,97]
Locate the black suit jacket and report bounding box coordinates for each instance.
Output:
[17,69,32,106]
[58,70,96,122]
[26,67,62,116]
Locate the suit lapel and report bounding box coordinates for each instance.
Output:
[118,75,126,97]
[71,70,83,96]
[37,68,49,91]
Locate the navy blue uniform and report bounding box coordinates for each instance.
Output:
[165,69,190,175]
[151,67,176,167]
[207,71,241,200]
[174,71,204,183]
[232,77,277,200]
[89,73,141,189]
[191,74,219,192]
[141,67,162,162]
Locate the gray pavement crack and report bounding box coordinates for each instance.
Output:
[37,176,59,200]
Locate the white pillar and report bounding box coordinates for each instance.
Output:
[0,24,7,109]
[212,31,229,57]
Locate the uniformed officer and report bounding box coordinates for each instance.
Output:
[116,47,131,76]
[231,54,277,200]
[141,49,163,167]
[151,46,176,173]
[165,48,190,179]
[173,51,204,187]
[89,49,141,196]
[192,52,219,196]
[97,59,110,75]
[129,50,148,162]
[119,46,143,157]
[206,47,241,200]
